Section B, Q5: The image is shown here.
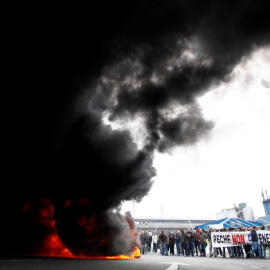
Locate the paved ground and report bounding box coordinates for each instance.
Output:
[0,253,269,270]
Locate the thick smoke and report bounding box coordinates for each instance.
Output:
[2,0,270,256]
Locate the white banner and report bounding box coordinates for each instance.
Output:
[211,231,270,247]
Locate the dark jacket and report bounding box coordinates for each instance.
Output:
[207,231,212,241]
[175,233,181,243]
[140,233,147,244]
[186,231,193,242]
[169,234,175,244]
[194,232,199,243]
[250,230,258,242]
[197,232,207,244]
[147,235,152,245]
[180,230,187,243]
[159,233,167,243]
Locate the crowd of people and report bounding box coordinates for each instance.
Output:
[139,224,270,259]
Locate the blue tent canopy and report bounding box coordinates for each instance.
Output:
[195,218,261,231]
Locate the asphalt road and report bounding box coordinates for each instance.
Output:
[0,254,269,270]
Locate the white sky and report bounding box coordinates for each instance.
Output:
[121,47,270,220]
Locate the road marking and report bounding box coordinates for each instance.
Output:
[251,267,261,269]
[159,261,190,269]
[165,264,179,270]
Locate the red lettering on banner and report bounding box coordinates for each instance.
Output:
[232,234,245,244]
[239,235,245,244]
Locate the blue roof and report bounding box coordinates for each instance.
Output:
[195,218,261,230]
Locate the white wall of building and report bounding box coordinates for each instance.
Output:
[242,207,255,221]
[216,206,255,221]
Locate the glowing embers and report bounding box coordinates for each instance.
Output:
[106,247,141,259]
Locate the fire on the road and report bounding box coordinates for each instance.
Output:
[23,199,140,260]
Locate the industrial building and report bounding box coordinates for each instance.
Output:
[134,217,215,234]
[215,203,255,221]
[258,189,270,226]
[195,217,261,231]
[133,191,270,235]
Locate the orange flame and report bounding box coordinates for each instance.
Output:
[40,234,74,258]
[23,199,140,259]
[40,235,140,259]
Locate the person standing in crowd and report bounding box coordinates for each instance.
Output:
[167,234,169,253]
[267,226,270,254]
[186,228,194,257]
[259,224,266,258]
[250,226,263,258]
[220,228,227,258]
[145,232,149,254]
[212,229,218,258]
[152,232,158,253]
[180,229,187,256]
[197,228,207,257]
[157,235,162,254]
[233,227,244,258]
[207,228,214,257]
[159,231,168,256]
[225,227,235,258]
[203,229,209,253]
[140,231,147,255]
[175,230,182,256]
[231,228,238,258]
[242,227,252,258]
[146,232,152,253]
[213,229,223,257]
[194,229,199,256]
[169,232,175,255]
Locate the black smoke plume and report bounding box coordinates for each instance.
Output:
[2,0,270,256]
